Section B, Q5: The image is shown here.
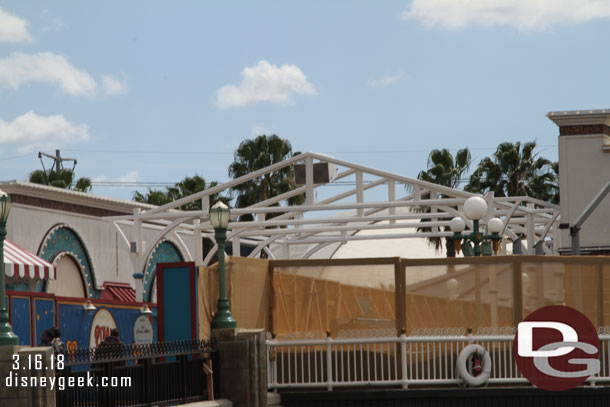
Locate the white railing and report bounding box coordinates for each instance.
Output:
[267,333,610,390]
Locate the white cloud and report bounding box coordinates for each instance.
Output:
[42,17,64,33]
[101,74,128,96]
[116,170,140,183]
[0,7,33,43]
[0,52,97,96]
[0,111,90,153]
[93,170,140,183]
[217,60,317,109]
[403,0,610,31]
[367,72,405,88]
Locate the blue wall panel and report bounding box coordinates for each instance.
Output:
[11,297,31,345]
[162,266,193,342]
[7,292,158,351]
[58,303,151,351]
[158,263,197,342]
[33,298,55,345]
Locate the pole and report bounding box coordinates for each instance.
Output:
[211,227,237,329]
[0,214,19,345]
[472,220,481,256]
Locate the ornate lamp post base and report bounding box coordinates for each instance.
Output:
[211,299,237,329]
[0,319,19,346]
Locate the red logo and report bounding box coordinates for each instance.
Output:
[513,305,600,391]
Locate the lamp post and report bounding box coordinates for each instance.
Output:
[450,196,503,256]
[209,201,237,329]
[0,190,19,345]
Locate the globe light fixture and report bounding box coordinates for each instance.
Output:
[0,190,19,345]
[450,217,466,253]
[450,217,466,233]
[450,196,503,256]
[446,278,459,299]
[209,201,237,329]
[488,217,503,234]
[463,196,488,220]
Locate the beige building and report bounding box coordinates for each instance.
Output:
[548,109,610,254]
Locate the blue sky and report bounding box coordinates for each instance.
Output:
[1,1,609,201]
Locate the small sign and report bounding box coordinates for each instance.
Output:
[89,308,118,348]
[133,315,153,344]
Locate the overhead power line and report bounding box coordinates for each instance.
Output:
[64,145,558,156]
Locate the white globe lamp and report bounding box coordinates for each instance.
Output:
[488,217,503,234]
[446,278,459,299]
[450,217,466,233]
[463,196,488,220]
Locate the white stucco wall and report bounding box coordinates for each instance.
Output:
[5,202,197,294]
[558,133,610,251]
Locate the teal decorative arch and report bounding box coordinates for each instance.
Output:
[39,225,97,298]
[143,240,184,301]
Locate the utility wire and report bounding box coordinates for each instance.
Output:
[63,145,557,156]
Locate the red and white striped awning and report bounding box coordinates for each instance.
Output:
[4,240,56,280]
[99,282,136,303]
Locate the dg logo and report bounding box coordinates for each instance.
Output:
[513,305,600,391]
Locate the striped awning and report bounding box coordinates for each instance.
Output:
[4,240,56,280]
[99,282,136,303]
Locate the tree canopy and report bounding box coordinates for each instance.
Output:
[228,134,303,221]
[465,141,557,202]
[133,175,227,210]
[416,148,472,256]
[29,169,92,193]
[418,148,471,192]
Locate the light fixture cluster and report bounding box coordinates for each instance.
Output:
[450,196,503,256]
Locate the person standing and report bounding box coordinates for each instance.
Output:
[39,329,53,347]
[94,328,126,364]
[49,326,66,357]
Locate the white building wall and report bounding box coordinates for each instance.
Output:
[6,203,196,292]
[549,109,610,253]
[559,133,610,250]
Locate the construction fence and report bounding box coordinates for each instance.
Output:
[197,256,610,339]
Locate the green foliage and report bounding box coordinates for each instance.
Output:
[133,175,228,210]
[29,169,92,192]
[417,148,471,191]
[465,141,558,202]
[228,134,303,221]
[416,148,472,256]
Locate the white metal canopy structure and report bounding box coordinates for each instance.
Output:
[104,152,560,285]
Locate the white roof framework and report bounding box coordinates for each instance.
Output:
[105,152,560,272]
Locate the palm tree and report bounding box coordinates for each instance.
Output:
[416,148,471,257]
[133,175,227,210]
[228,134,303,221]
[465,141,557,201]
[29,169,92,192]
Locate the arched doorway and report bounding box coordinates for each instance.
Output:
[39,225,96,298]
[46,254,86,298]
[143,240,184,302]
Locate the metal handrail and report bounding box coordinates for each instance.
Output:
[267,333,610,390]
